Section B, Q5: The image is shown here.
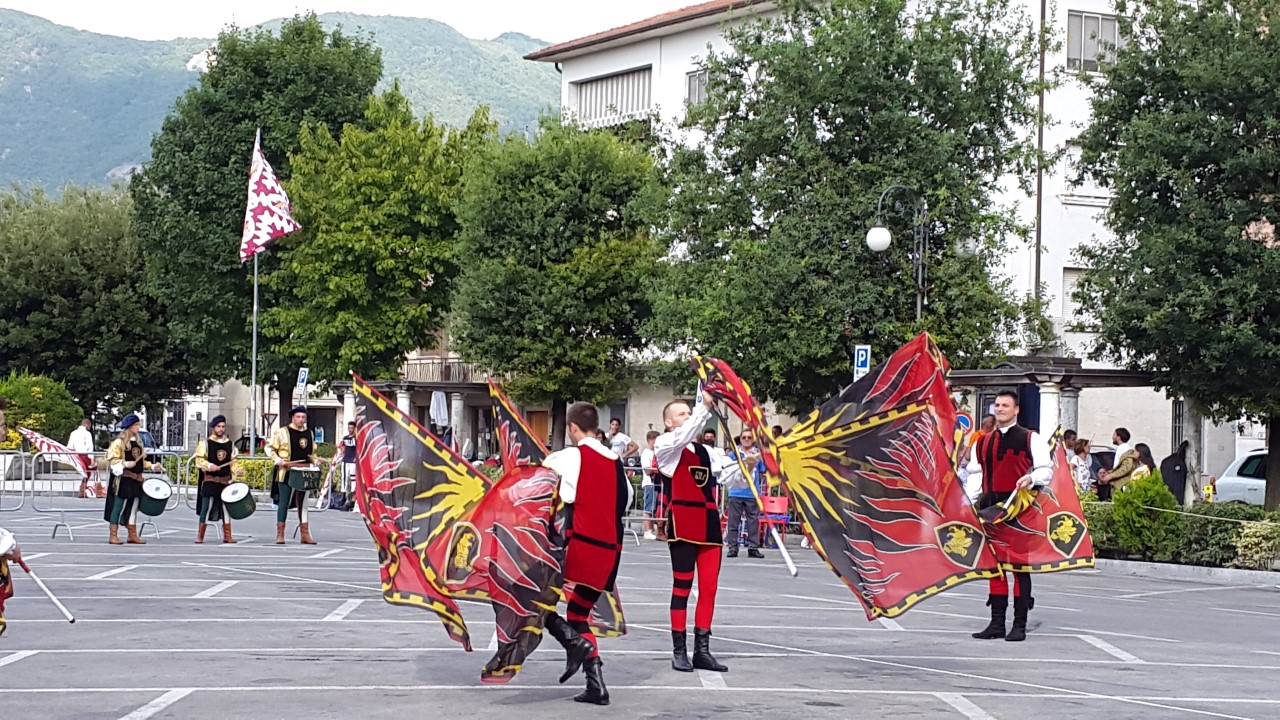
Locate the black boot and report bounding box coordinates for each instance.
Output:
[1006,596,1033,642]
[972,594,1008,639]
[692,627,728,672]
[671,630,694,672]
[545,614,595,683]
[726,546,739,558]
[747,548,764,559]
[573,657,609,705]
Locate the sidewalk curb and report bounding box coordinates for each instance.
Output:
[1095,558,1280,587]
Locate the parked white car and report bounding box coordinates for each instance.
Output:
[1211,448,1267,505]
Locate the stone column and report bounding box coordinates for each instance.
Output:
[342,391,356,428]
[1058,387,1080,435]
[1037,382,1061,435]
[395,388,412,415]
[451,392,466,454]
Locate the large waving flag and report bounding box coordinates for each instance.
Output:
[484,378,627,639]
[17,427,90,481]
[487,378,548,467]
[239,129,301,262]
[979,433,1095,573]
[695,334,1003,620]
[352,375,568,683]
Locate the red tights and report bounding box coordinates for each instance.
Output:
[990,571,1032,597]
[669,541,721,632]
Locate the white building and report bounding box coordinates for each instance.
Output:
[525,0,1249,480]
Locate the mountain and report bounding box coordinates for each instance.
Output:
[0,10,561,190]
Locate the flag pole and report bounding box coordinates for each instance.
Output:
[249,253,259,456]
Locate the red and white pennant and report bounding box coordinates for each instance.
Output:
[239,129,301,262]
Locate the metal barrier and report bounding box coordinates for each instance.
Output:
[0,449,33,512]
[30,449,184,540]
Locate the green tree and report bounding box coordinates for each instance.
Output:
[0,187,201,418]
[128,14,382,418]
[1074,0,1280,509]
[0,373,84,450]
[648,0,1047,414]
[452,120,665,447]
[263,87,496,383]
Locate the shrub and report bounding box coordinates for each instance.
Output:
[1176,501,1267,566]
[0,372,83,450]
[1231,513,1280,570]
[1112,471,1183,561]
[1080,491,1119,553]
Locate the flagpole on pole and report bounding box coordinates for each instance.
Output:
[249,253,259,456]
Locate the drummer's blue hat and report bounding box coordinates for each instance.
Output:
[120,413,140,430]
[209,415,226,427]
[289,405,308,416]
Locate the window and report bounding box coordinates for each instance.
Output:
[686,68,709,106]
[1237,454,1267,479]
[1062,267,1086,320]
[1067,11,1123,71]
[572,67,652,126]
[1171,399,1185,450]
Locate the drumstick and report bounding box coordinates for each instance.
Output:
[15,559,76,624]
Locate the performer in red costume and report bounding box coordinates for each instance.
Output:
[656,393,729,673]
[542,402,631,705]
[966,390,1053,642]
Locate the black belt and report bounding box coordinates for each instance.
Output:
[569,531,622,551]
[672,499,716,509]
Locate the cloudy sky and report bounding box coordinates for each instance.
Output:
[0,1,699,43]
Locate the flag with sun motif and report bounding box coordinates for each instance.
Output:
[239,129,301,262]
[695,333,1003,620]
[352,375,565,683]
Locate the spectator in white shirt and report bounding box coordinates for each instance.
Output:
[68,419,94,498]
[607,418,639,463]
[640,430,659,540]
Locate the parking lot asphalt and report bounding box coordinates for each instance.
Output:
[2,499,1279,719]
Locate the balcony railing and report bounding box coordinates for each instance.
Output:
[401,358,496,384]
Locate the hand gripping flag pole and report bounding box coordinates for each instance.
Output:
[239,129,302,454]
[698,382,799,577]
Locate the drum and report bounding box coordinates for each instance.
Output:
[220,482,256,520]
[286,466,322,492]
[138,478,173,517]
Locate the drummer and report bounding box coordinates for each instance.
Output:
[193,415,244,544]
[269,406,320,545]
[103,413,162,545]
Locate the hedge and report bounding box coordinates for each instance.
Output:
[0,372,83,450]
[1083,485,1280,570]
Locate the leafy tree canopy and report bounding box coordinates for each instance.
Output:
[1074,0,1280,508]
[264,86,497,383]
[128,13,383,390]
[647,0,1048,414]
[0,186,201,417]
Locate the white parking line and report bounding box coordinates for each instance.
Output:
[0,650,39,668]
[877,618,904,631]
[309,548,344,559]
[22,552,49,561]
[118,688,194,720]
[1056,627,1181,643]
[935,693,996,720]
[86,565,139,580]
[182,562,379,592]
[1116,586,1239,599]
[192,581,239,599]
[1079,635,1144,663]
[323,600,365,622]
[486,630,499,651]
[697,669,727,688]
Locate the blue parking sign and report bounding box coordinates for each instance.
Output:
[854,345,872,381]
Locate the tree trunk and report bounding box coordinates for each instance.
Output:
[276,368,301,443]
[1184,401,1203,506]
[1266,415,1280,512]
[550,397,568,451]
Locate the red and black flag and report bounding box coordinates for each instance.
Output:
[351,376,564,683]
[485,378,627,640]
[487,378,548,467]
[979,433,1095,573]
[696,334,1003,619]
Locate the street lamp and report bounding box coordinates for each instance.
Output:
[866,184,930,321]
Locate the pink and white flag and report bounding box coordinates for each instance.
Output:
[17,427,90,481]
[239,129,301,262]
